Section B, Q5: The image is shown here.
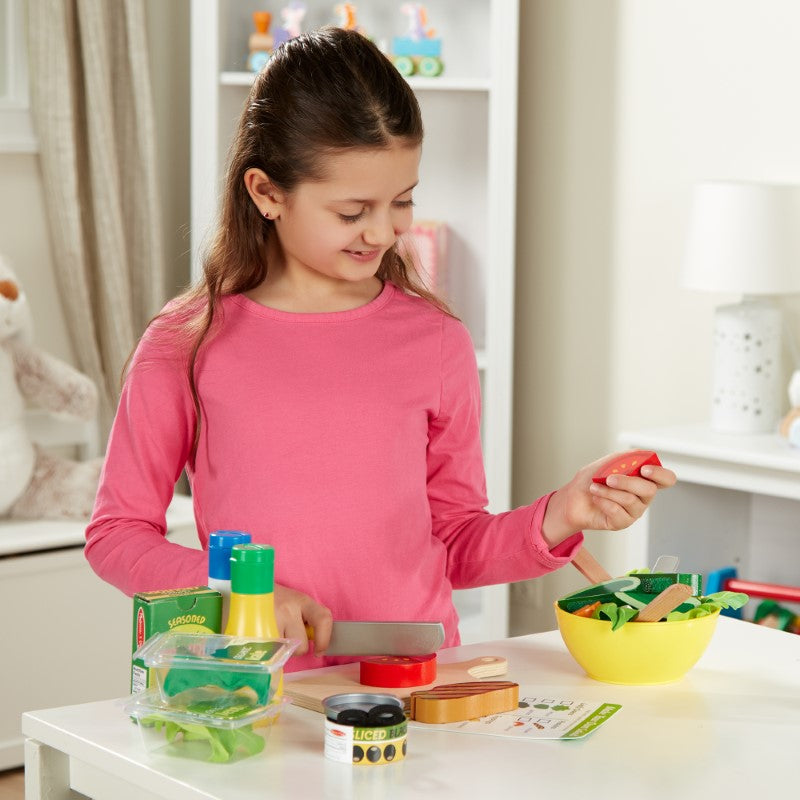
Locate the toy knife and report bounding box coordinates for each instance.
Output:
[305,621,445,656]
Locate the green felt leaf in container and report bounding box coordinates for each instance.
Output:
[134,633,297,712]
[160,641,287,704]
[127,687,280,764]
[140,714,266,763]
[162,666,271,705]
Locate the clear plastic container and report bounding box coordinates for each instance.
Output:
[133,631,297,713]
[125,688,288,763]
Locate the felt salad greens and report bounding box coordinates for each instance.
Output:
[140,695,266,763]
[665,591,748,621]
[141,715,265,763]
[558,569,749,631]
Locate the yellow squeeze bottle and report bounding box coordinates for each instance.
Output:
[225,544,283,715]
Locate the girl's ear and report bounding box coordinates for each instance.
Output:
[244,168,285,219]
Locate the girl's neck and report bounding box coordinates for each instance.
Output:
[245,273,384,314]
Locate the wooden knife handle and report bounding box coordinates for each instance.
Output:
[462,656,508,679]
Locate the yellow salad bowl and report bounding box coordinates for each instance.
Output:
[554,602,720,685]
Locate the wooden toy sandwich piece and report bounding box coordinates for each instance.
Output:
[409,680,519,723]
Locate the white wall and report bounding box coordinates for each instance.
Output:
[612,0,800,434]
[511,0,800,633]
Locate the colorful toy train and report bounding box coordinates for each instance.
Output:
[391,3,443,77]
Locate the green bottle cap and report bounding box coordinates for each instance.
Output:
[230,544,275,594]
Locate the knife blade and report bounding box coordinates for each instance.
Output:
[304,621,445,656]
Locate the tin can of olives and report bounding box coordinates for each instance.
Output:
[322,693,407,765]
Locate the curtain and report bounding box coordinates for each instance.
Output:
[27,0,166,434]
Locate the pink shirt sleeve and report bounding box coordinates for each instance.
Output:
[427,317,583,588]
[84,325,207,596]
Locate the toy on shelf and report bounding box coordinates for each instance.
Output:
[273,2,307,49]
[334,3,365,35]
[391,3,443,78]
[705,566,800,631]
[779,368,800,447]
[753,599,800,634]
[247,11,274,73]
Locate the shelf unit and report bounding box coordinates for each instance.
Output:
[190,0,519,643]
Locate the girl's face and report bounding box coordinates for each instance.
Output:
[256,143,421,292]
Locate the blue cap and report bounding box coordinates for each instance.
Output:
[208,530,252,579]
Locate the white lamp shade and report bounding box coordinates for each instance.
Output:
[683,181,800,295]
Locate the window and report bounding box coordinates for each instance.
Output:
[0,0,36,152]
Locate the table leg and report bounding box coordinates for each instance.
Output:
[25,738,83,799]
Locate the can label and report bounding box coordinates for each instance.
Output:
[324,718,407,765]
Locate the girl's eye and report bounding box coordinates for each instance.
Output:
[338,211,365,224]
[337,199,414,224]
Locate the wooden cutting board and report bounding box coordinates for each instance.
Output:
[284,656,508,714]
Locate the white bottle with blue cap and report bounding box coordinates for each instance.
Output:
[207,530,251,630]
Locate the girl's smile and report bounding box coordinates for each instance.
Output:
[343,248,382,263]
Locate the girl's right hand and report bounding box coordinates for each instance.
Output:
[273,582,333,657]
[541,452,676,548]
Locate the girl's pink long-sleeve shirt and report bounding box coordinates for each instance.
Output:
[86,282,582,671]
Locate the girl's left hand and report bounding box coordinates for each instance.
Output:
[541,453,677,548]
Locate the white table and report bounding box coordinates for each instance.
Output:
[22,617,800,799]
[616,424,800,589]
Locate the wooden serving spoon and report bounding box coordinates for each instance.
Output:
[571,547,613,585]
[635,582,694,622]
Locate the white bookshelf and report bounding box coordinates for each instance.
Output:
[190,0,518,643]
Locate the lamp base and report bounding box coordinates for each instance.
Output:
[710,298,782,434]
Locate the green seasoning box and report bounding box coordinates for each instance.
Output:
[131,586,222,694]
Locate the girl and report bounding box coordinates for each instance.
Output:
[85,27,675,672]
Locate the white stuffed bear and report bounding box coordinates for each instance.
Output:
[0,256,102,520]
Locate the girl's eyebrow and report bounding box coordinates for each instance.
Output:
[338,181,418,204]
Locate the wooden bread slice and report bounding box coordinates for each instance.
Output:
[410,680,519,724]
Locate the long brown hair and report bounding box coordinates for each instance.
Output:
[142,27,453,457]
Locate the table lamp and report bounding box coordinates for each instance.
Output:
[683,181,800,434]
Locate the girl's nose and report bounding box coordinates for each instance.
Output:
[362,211,397,247]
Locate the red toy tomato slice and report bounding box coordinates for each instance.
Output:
[360,654,437,688]
[592,450,662,484]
